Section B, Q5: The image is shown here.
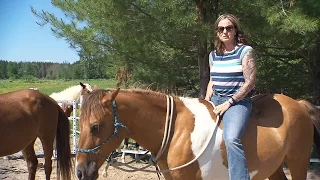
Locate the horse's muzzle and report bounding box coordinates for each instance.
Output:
[76,161,99,180]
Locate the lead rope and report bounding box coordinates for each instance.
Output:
[107,99,220,175]
[152,95,174,178]
[154,95,174,161]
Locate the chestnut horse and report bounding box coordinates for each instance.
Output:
[75,89,320,180]
[0,89,72,180]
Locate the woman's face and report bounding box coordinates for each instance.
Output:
[217,19,236,45]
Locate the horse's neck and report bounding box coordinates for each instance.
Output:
[50,85,81,101]
[118,93,169,153]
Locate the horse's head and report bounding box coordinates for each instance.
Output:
[80,82,93,95]
[76,88,124,180]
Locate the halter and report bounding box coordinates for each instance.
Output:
[75,101,129,158]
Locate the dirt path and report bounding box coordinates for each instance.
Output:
[0,138,159,180]
[1,156,320,180]
[0,156,160,180]
[1,138,319,179]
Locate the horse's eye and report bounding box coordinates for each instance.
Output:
[91,124,100,135]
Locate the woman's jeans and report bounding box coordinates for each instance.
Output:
[211,94,252,180]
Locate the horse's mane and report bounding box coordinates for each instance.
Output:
[81,88,178,120]
[50,84,91,101]
[106,88,178,100]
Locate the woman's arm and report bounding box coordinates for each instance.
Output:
[232,49,257,102]
[205,79,213,101]
[205,53,215,101]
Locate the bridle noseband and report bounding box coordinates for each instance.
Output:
[76,101,129,158]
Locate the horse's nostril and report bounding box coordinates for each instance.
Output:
[77,169,83,179]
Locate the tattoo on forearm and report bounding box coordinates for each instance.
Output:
[233,50,257,101]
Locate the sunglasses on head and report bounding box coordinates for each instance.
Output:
[216,25,234,33]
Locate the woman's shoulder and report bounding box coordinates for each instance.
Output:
[209,50,217,58]
[240,45,253,51]
[240,45,254,60]
[209,50,216,54]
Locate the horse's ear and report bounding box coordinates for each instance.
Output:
[110,88,120,101]
[93,85,99,90]
[102,88,120,106]
[80,82,86,88]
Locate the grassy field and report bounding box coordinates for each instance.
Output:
[0,79,118,95]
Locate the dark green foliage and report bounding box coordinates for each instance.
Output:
[0,60,109,80]
[10,0,319,101]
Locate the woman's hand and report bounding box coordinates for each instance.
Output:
[213,101,231,116]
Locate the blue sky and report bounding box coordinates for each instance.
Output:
[0,0,79,63]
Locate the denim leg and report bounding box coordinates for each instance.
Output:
[223,98,251,180]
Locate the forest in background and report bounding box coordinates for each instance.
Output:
[1,0,319,104]
[0,59,109,80]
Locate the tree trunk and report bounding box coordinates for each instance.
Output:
[312,40,320,105]
[198,38,209,98]
[194,0,219,98]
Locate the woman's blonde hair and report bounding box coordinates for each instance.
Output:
[214,14,247,55]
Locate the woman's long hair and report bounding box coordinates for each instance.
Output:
[214,14,247,55]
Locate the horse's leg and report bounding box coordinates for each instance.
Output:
[21,139,38,180]
[121,150,126,163]
[285,157,309,180]
[52,137,57,160]
[134,142,140,160]
[116,146,121,153]
[102,163,110,178]
[268,163,288,180]
[121,138,129,163]
[124,138,129,149]
[40,137,54,180]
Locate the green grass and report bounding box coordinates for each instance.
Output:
[0,79,118,95]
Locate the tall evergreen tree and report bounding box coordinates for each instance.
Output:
[31,0,320,102]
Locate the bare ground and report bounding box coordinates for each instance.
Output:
[0,138,159,180]
[1,138,319,179]
[1,156,320,180]
[0,157,160,180]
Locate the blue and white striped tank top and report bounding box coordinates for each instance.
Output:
[209,45,253,96]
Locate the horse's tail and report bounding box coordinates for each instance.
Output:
[56,106,73,180]
[297,99,320,156]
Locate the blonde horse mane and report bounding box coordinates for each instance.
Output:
[105,88,178,100]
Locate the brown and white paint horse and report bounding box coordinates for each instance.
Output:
[75,88,320,180]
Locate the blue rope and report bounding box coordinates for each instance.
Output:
[76,100,129,158]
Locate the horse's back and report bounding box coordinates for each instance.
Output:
[242,93,314,179]
[249,93,313,133]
